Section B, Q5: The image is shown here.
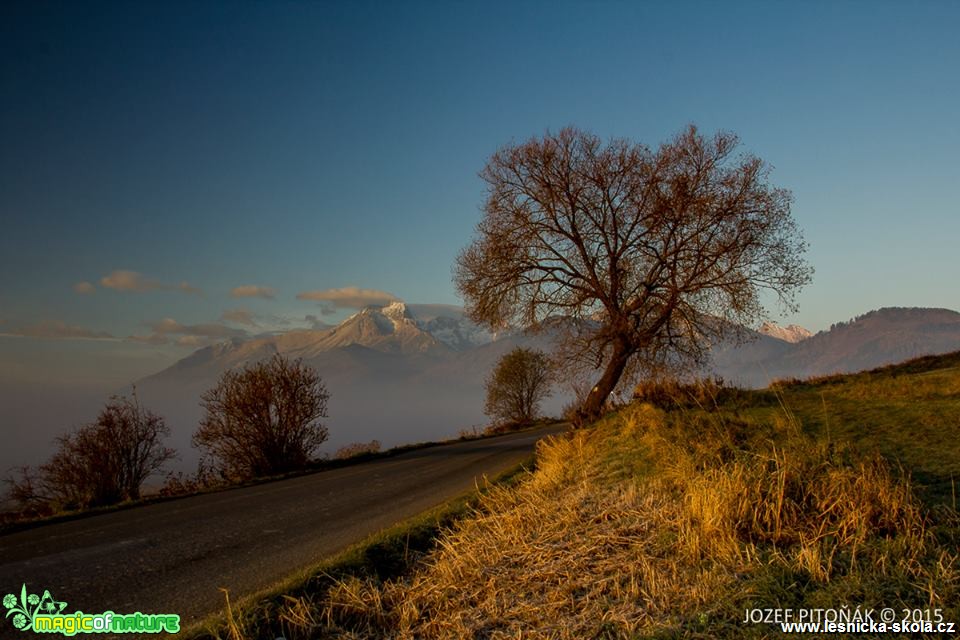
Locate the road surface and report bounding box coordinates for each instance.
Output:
[0,425,566,631]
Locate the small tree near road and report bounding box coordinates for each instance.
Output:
[6,392,176,510]
[484,347,553,428]
[193,354,329,480]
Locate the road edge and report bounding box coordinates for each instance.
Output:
[181,451,541,640]
[0,421,562,536]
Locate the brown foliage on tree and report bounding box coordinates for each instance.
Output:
[6,392,176,511]
[455,126,812,424]
[193,355,329,479]
[484,347,553,427]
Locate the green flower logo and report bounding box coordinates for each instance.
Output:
[3,585,67,632]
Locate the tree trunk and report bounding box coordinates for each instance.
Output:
[576,339,632,426]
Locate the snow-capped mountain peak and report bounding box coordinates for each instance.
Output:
[759,321,813,343]
[381,301,411,322]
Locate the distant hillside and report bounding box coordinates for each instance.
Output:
[204,349,960,640]
[136,305,960,470]
[758,321,812,343]
[713,307,960,386]
[136,304,561,468]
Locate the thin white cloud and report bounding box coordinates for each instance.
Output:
[305,314,332,330]
[1,320,114,341]
[100,269,201,295]
[296,286,399,310]
[149,318,245,338]
[126,316,249,347]
[178,281,202,295]
[221,309,258,327]
[230,285,276,299]
[73,281,96,295]
[100,270,159,292]
[128,333,169,345]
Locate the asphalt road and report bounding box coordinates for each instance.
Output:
[0,425,566,632]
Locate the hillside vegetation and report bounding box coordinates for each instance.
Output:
[204,352,960,639]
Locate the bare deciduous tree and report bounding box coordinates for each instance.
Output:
[6,392,176,510]
[484,347,553,427]
[455,126,811,424]
[193,355,329,479]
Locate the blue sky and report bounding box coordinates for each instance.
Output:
[1,0,959,386]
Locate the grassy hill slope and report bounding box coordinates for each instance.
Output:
[204,352,960,639]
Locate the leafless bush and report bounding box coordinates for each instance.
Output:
[484,347,552,428]
[193,355,329,480]
[159,458,220,497]
[457,426,483,440]
[334,440,381,460]
[5,392,176,511]
[633,376,749,411]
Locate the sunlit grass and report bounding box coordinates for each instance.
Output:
[761,354,960,507]
[183,458,535,640]
[194,351,960,639]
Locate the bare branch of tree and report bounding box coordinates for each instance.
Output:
[5,392,176,511]
[193,354,329,480]
[484,348,553,427]
[455,125,812,424]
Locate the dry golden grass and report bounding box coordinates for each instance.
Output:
[248,400,957,639]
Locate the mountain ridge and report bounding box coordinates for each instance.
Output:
[758,321,813,343]
[712,307,960,386]
[136,305,960,470]
[149,305,960,388]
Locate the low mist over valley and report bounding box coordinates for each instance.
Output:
[4,305,959,474]
[3,4,960,637]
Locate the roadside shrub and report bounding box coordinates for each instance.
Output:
[482,422,518,436]
[5,392,176,511]
[484,347,553,428]
[632,376,755,410]
[158,458,220,497]
[457,426,483,440]
[334,440,382,460]
[158,472,203,498]
[309,406,955,639]
[193,355,330,480]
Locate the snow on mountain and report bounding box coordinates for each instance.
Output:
[150,303,496,384]
[759,321,813,343]
[380,301,410,323]
[132,305,960,472]
[715,308,960,387]
[361,302,496,351]
[136,302,560,471]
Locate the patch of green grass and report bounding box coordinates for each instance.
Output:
[740,353,960,507]
[189,351,960,639]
